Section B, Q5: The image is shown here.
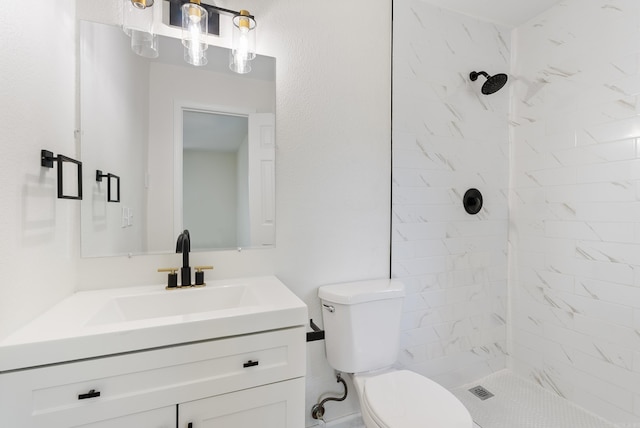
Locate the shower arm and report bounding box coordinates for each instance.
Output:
[470,71,490,81]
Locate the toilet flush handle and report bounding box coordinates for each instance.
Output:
[322,303,335,313]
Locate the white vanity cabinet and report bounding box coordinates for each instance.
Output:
[0,327,305,428]
[74,407,176,428]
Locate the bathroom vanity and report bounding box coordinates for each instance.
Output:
[0,276,307,427]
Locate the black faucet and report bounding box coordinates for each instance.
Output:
[176,229,191,286]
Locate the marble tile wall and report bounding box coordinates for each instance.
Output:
[392,0,511,388]
[510,0,640,425]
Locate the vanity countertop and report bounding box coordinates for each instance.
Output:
[0,276,307,372]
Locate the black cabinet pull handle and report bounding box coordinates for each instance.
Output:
[243,360,259,368]
[78,389,101,400]
[188,423,193,428]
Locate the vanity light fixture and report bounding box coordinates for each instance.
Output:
[179,0,257,71]
[125,0,257,72]
[123,0,159,58]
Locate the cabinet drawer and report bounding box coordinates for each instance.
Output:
[0,327,305,427]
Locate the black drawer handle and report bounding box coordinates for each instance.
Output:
[243,360,259,368]
[78,389,101,400]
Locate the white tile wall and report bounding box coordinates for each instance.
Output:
[510,0,640,425]
[392,0,510,388]
[394,0,640,425]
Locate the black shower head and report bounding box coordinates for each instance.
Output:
[470,71,508,95]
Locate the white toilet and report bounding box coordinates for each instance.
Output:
[318,279,473,428]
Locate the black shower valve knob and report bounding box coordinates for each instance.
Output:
[463,188,483,215]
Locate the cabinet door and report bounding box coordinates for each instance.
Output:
[73,406,175,428]
[178,378,304,428]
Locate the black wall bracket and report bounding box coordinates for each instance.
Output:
[306,319,325,342]
[41,149,83,200]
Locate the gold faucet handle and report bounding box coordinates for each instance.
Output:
[194,266,213,287]
[158,267,179,274]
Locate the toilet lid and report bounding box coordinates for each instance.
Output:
[363,371,472,428]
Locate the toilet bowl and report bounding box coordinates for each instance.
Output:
[352,370,472,428]
[319,279,472,428]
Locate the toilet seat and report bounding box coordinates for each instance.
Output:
[362,370,472,428]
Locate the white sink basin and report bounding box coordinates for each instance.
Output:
[0,276,307,372]
[87,284,261,325]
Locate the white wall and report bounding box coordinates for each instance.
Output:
[183,149,238,249]
[393,1,640,425]
[0,1,392,427]
[392,0,510,389]
[0,2,78,339]
[510,0,640,424]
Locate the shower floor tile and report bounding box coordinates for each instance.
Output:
[452,370,616,428]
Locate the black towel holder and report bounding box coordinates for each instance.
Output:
[40,149,83,200]
[96,170,121,203]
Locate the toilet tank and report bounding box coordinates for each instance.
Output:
[318,279,405,373]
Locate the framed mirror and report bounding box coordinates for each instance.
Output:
[79,20,276,257]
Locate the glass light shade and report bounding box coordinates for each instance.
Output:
[130,29,159,58]
[122,0,158,58]
[229,50,251,74]
[231,12,256,64]
[181,2,208,67]
[184,47,208,66]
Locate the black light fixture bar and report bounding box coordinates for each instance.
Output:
[204,4,253,19]
[40,149,83,200]
[171,0,252,19]
[167,0,254,36]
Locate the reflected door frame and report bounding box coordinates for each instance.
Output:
[173,100,256,244]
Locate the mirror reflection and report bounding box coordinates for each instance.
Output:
[180,109,275,250]
[80,21,276,257]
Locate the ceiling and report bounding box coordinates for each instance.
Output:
[421,0,564,27]
[183,111,248,152]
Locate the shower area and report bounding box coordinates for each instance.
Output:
[391,0,640,426]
